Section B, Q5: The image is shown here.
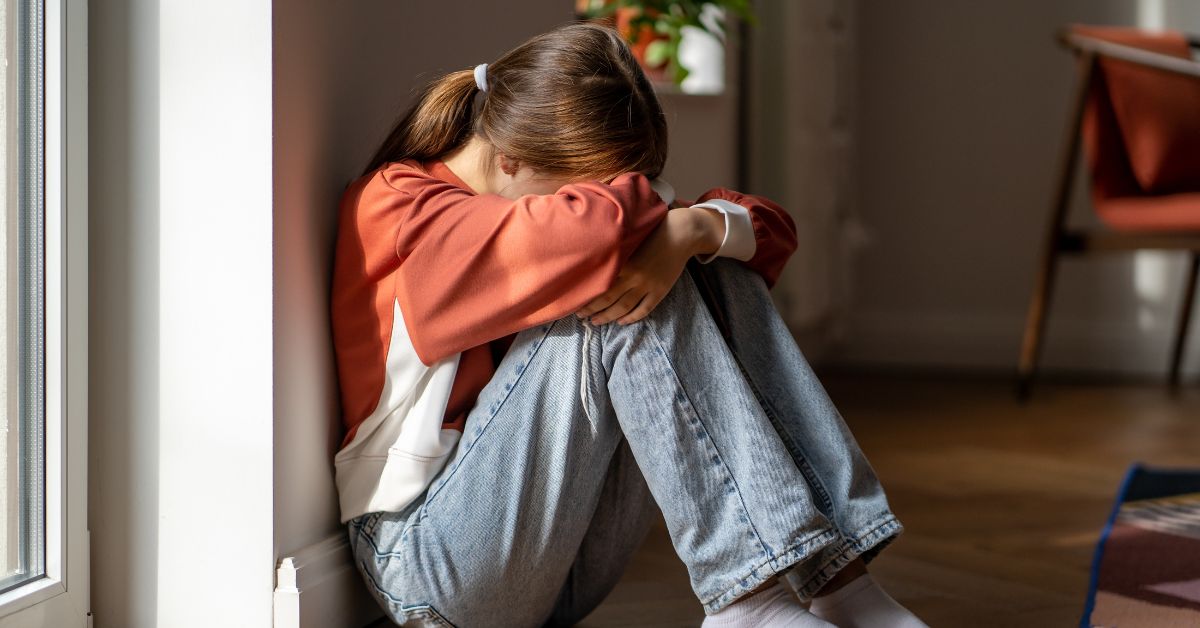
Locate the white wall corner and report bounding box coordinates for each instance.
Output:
[274,534,382,628]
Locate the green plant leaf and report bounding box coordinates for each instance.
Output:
[674,62,690,85]
[630,14,655,28]
[644,39,671,66]
[614,0,760,82]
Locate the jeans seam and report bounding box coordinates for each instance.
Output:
[353,505,426,560]
[719,321,838,517]
[690,259,839,515]
[756,388,836,513]
[421,323,555,512]
[356,556,458,627]
[790,513,903,602]
[641,316,772,561]
[355,511,380,539]
[358,521,406,559]
[358,556,402,604]
[700,526,840,613]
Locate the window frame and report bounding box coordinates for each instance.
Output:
[0,0,87,622]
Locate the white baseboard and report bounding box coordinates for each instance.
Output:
[274,532,383,628]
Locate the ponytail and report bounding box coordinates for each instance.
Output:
[362,23,668,183]
[361,68,481,177]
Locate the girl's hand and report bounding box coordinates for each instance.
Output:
[577,206,725,325]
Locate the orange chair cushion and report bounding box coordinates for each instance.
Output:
[1095,192,1200,232]
[1071,25,1200,194]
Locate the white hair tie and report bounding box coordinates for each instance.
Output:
[473,63,489,93]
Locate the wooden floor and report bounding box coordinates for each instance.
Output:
[577,373,1200,627]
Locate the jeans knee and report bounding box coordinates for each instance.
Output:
[624,266,705,329]
[579,268,718,357]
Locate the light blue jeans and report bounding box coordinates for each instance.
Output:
[347,258,902,627]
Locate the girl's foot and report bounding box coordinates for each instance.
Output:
[808,573,928,628]
[701,580,836,628]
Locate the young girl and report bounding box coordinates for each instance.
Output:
[332,22,926,628]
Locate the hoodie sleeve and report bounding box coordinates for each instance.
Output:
[384,169,669,365]
[681,187,798,290]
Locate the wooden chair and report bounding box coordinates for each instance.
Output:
[1017,25,1200,399]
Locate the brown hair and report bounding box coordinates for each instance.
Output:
[361,22,668,182]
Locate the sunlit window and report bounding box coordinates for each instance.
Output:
[0,0,45,594]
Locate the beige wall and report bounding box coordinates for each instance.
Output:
[744,0,858,357]
[840,0,1200,376]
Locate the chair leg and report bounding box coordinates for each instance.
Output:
[1169,253,1200,392]
[1016,53,1094,402]
[1018,246,1062,401]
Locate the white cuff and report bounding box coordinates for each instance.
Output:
[691,199,755,263]
[649,178,676,207]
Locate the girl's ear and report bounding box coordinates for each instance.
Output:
[497,152,520,177]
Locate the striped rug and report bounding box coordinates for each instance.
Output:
[1083,464,1200,627]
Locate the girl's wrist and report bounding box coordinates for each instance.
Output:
[680,205,725,258]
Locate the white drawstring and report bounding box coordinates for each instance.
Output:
[580,319,596,429]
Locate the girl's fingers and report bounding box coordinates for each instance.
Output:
[589,290,646,325]
[577,285,630,318]
[615,292,658,325]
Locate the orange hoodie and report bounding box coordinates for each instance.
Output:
[330,157,797,523]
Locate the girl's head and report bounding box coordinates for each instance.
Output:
[362,22,668,188]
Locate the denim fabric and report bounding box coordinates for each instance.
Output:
[347,258,902,627]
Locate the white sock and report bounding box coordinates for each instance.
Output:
[701,580,836,628]
[808,573,928,628]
